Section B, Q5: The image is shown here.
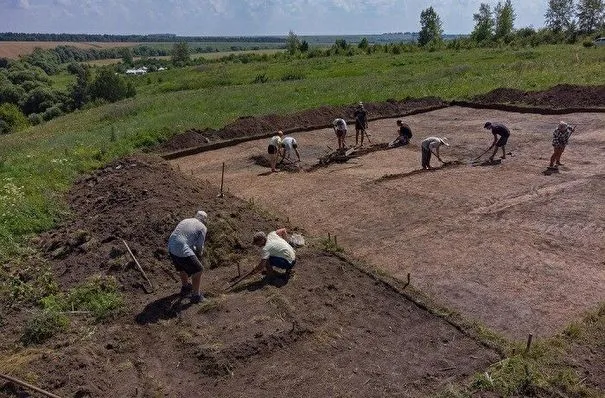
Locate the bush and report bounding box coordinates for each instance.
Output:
[28,113,43,125]
[0,103,30,134]
[90,69,136,102]
[582,40,595,47]
[21,309,69,345]
[42,105,63,121]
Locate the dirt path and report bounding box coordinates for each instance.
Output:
[171,106,605,340]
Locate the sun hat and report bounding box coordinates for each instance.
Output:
[194,210,208,224]
[558,121,568,130]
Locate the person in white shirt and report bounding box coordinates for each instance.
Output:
[421,136,449,170]
[332,118,347,150]
[267,130,284,172]
[280,136,301,163]
[251,229,296,278]
[167,210,208,303]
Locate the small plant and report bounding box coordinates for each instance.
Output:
[41,276,124,320]
[320,235,344,253]
[280,73,304,81]
[21,309,69,345]
[252,73,269,84]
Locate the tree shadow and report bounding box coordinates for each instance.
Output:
[135,293,193,325]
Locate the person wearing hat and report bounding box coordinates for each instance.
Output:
[549,121,575,169]
[353,102,368,147]
[332,118,348,150]
[167,210,208,303]
[390,120,413,148]
[267,131,284,172]
[251,229,296,278]
[483,122,510,162]
[420,136,449,170]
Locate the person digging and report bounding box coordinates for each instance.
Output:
[549,121,574,169]
[353,102,368,147]
[251,229,297,279]
[483,121,510,162]
[332,118,348,150]
[389,120,413,148]
[420,136,450,170]
[167,210,208,304]
[267,130,284,172]
[280,136,301,164]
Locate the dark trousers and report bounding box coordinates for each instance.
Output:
[421,147,432,168]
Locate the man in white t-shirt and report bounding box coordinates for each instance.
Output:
[420,136,449,170]
[251,229,296,277]
[332,118,347,150]
[267,130,284,172]
[168,210,208,303]
[280,136,301,163]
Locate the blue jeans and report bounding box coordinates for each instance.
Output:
[269,256,296,270]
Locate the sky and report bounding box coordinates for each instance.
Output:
[0,0,549,36]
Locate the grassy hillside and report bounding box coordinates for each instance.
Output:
[1,44,604,262]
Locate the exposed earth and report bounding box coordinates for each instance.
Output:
[1,85,604,397]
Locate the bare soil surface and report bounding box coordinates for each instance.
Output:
[1,85,604,397]
[171,107,605,343]
[0,155,499,397]
[0,41,138,59]
[471,84,605,109]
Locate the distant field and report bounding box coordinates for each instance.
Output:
[84,48,284,66]
[0,41,139,59]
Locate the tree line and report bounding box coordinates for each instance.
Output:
[0,32,286,43]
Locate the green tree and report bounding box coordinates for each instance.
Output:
[545,0,576,31]
[90,69,136,103]
[69,65,91,109]
[286,30,301,55]
[299,40,309,52]
[576,0,604,33]
[472,3,495,42]
[171,42,190,66]
[358,37,369,49]
[120,47,133,66]
[494,0,516,39]
[418,7,444,46]
[0,103,29,134]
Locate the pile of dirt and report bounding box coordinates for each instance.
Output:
[472,84,605,108]
[155,97,447,155]
[1,153,502,397]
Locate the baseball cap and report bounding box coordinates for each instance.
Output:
[440,137,450,146]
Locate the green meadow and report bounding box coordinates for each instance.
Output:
[1,44,604,262]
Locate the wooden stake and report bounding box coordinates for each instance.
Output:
[334,235,337,245]
[122,239,154,292]
[0,373,62,398]
[237,262,241,277]
[219,162,225,198]
[328,233,331,241]
[525,333,533,353]
[407,273,410,284]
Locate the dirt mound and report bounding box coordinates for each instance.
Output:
[156,97,447,155]
[1,153,504,397]
[472,84,605,108]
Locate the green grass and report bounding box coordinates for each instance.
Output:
[1,44,604,264]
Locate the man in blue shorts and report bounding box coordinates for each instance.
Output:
[168,210,208,303]
[251,229,296,278]
[484,121,510,162]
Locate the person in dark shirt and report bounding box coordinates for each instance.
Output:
[353,102,368,147]
[484,122,510,161]
[389,119,413,147]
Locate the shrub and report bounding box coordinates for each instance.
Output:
[281,72,304,81]
[582,40,595,47]
[253,73,269,84]
[0,103,29,134]
[21,309,69,345]
[28,113,43,125]
[41,276,124,320]
[90,69,136,102]
[42,105,63,121]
